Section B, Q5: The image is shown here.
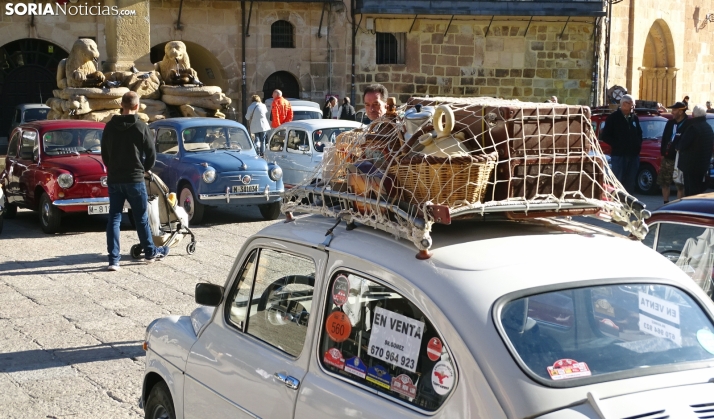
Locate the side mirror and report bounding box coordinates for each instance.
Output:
[195,283,224,306]
[298,144,310,153]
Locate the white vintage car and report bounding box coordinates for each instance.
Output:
[141,215,714,419]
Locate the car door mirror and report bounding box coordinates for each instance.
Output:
[298,144,310,153]
[195,283,224,306]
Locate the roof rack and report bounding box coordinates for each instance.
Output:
[282,96,651,258]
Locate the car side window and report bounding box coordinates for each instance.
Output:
[286,130,308,152]
[656,223,714,294]
[225,248,316,357]
[19,131,36,160]
[269,130,286,152]
[7,132,20,158]
[156,128,178,154]
[13,109,20,123]
[319,272,456,412]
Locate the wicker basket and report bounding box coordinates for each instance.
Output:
[388,152,498,207]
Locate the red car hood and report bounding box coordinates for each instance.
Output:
[42,154,107,176]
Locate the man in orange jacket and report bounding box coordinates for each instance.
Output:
[270,89,293,128]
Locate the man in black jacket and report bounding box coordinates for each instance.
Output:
[657,101,688,203]
[600,94,643,194]
[339,97,356,120]
[677,104,714,196]
[101,92,169,271]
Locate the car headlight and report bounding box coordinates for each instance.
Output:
[202,167,216,183]
[269,165,283,181]
[57,173,74,189]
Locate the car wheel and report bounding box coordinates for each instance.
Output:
[3,202,17,219]
[144,381,176,419]
[259,201,281,220]
[39,193,61,234]
[179,184,204,225]
[636,164,657,195]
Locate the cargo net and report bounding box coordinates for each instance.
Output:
[283,96,649,252]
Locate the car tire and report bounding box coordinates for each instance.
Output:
[636,164,658,195]
[144,381,176,419]
[3,202,17,219]
[259,201,281,221]
[179,184,204,225]
[39,193,61,234]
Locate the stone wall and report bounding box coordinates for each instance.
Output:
[355,17,597,107]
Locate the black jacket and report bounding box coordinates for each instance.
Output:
[339,104,356,120]
[677,115,714,175]
[660,116,689,160]
[323,104,332,119]
[101,114,155,184]
[600,109,643,156]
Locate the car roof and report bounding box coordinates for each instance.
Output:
[273,119,363,131]
[149,117,247,130]
[16,103,50,110]
[650,192,714,219]
[20,120,105,131]
[265,98,322,109]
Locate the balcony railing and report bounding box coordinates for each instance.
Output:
[355,0,606,17]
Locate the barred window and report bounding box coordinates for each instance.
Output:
[271,20,295,49]
[376,33,405,65]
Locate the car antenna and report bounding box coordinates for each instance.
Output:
[39,85,42,104]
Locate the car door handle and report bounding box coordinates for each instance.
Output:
[273,372,300,390]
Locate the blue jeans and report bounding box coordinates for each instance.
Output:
[107,182,156,265]
[611,155,639,194]
[254,131,267,156]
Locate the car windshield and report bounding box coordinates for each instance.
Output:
[43,129,103,155]
[23,108,48,122]
[181,126,254,153]
[312,127,355,153]
[641,120,666,139]
[499,283,714,385]
[293,110,322,121]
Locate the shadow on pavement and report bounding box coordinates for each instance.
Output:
[0,254,147,276]
[0,341,144,373]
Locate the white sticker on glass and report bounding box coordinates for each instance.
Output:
[639,313,682,346]
[638,291,680,325]
[367,306,424,372]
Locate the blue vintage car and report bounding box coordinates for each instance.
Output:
[148,118,283,224]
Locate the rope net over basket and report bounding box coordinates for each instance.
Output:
[283,96,650,252]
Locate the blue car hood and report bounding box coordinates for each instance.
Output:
[181,151,268,172]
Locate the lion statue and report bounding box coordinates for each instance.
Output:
[154,41,202,86]
[58,38,106,89]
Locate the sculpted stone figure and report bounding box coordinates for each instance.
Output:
[155,41,202,86]
[57,38,106,89]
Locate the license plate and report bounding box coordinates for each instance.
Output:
[232,185,259,193]
[88,204,110,215]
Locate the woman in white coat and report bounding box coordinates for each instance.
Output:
[245,95,272,156]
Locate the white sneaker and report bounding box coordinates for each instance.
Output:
[107,265,121,271]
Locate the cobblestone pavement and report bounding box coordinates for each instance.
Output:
[0,206,278,418]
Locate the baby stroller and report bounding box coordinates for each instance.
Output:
[130,173,197,259]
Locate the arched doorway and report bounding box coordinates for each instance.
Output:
[263,71,299,100]
[639,20,676,106]
[151,41,227,91]
[0,39,68,135]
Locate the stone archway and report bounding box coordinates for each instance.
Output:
[262,71,300,100]
[639,20,677,106]
[0,38,69,136]
[150,41,227,91]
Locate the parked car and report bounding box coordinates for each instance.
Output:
[1,120,107,233]
[642,193,714,298]
[141,214,714,419]
[591,107,667,194]
[265,98,322,123]
[148,118,284,224]
[263,119,363,188]
[0,104,50,155]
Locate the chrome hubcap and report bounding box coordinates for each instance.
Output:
[42,202,50,225]
[179,189,193,218]
[152,405,169,419]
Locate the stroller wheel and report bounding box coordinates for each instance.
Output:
[130,244,143,259]
[186,241,197,255]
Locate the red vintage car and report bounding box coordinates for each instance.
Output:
[1,120,108,233]
[591,107,667,195]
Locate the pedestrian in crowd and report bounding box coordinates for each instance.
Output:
[707,101,714,114]
[600,94,643,194]
[363,84,388,123]
[271,89,293,128]
[677,104,714,196]
[549,96,558,103]
[338,97,356,120]
[330,97,341,119]
[683,96,690,107]
[322,96,335,119]
[657,101,688,203]
[657,103,668,113]
[101,91,169,271]
[245,95,271,156]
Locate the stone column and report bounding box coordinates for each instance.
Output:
[665,68,678,108]
[104,0,152,72]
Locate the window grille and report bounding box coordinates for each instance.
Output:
[271,20,295,49]
[376,32,405,65]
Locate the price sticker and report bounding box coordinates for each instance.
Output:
[366,307,424,372]
[325,311,352,343]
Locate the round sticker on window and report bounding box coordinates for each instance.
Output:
[431,361,455,396]
[332,275,349,307]
[326,311,352,342]
[426,337,443,362]
[697,329,714,355]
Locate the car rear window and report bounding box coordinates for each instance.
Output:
[319,271,457,412]
[23,108,48,122]
[312,127,355,152]
[498,284,714,385]
[293,110,322,120]
[641,119,666,139]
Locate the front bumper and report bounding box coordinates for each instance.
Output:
[53,197,110,207]
[199,185,283,204]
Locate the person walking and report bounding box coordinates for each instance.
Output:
[600,94,643,194]
[330,97,341,119]
[657,101,688,203]
[706,101,714,114]
[271,89,293,128]
[338,97,356,120]
[245,95,271,156]
[323,96,336,119]
[362,84,388,123]
[101,91,169,271]
[677,104,714,196]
